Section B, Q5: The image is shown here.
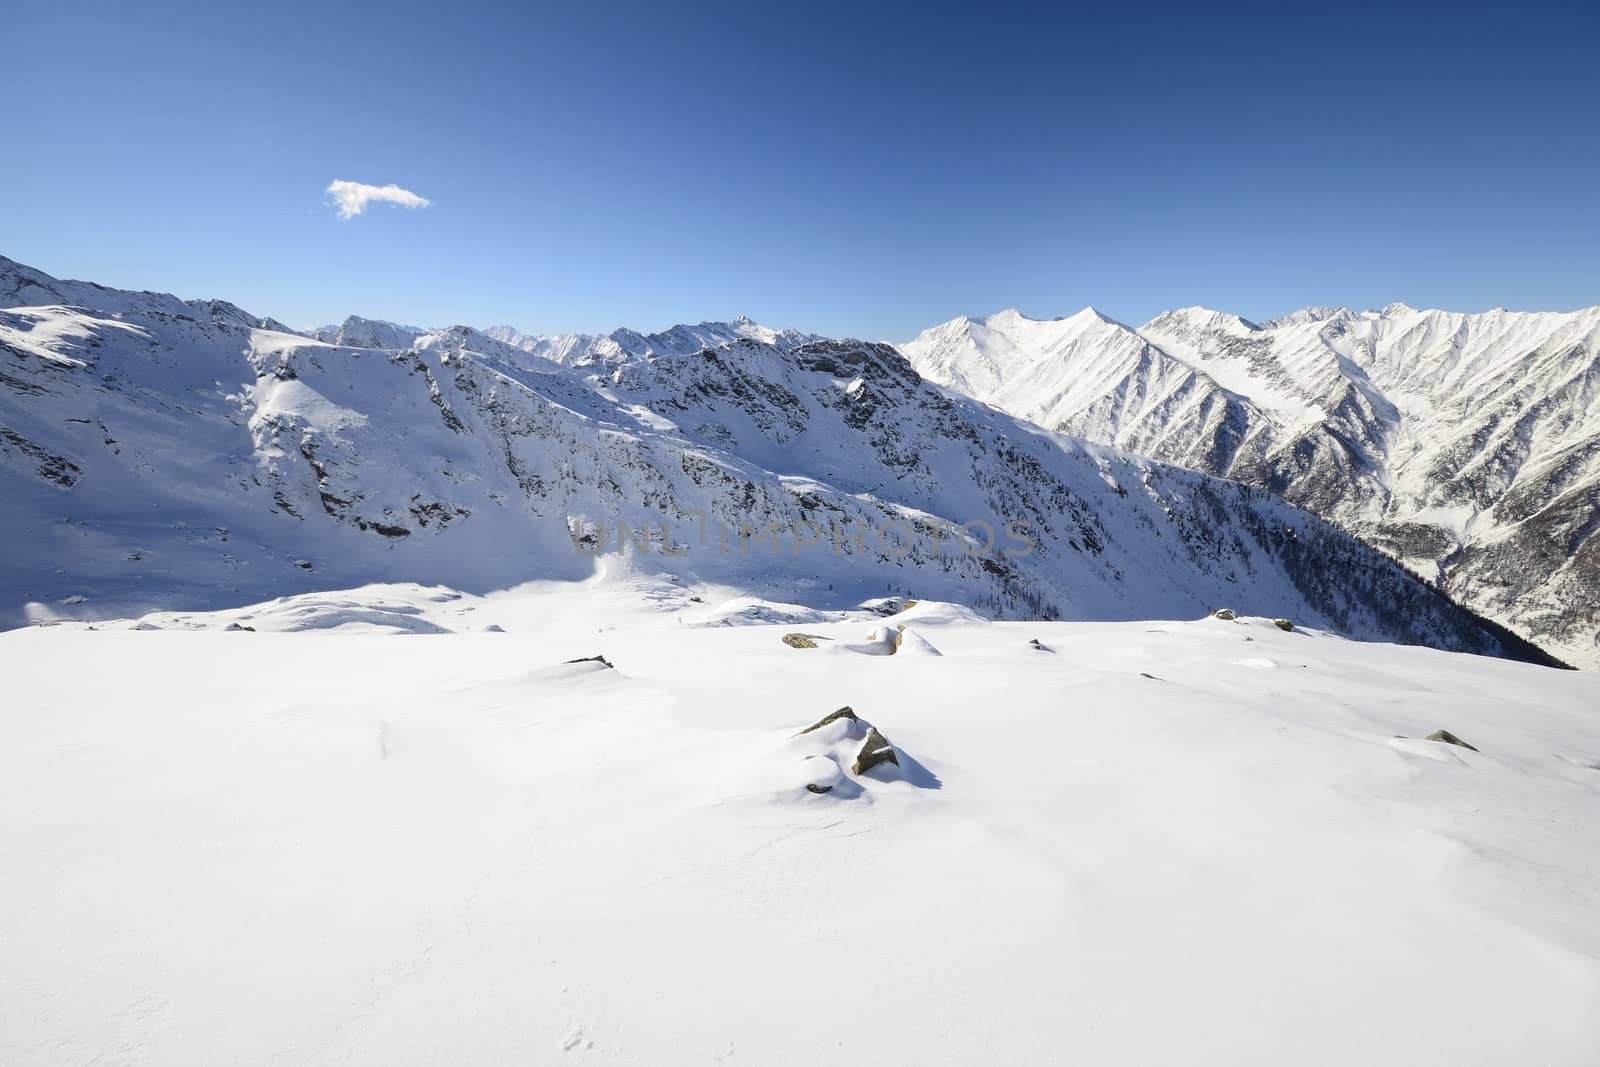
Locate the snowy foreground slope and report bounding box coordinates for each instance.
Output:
[900,305,1600,666]
[0,255,1555,664]
[3,587,1599,1065]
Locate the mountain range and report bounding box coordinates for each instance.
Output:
[901,303,1600,667]
[0,254,1567,665]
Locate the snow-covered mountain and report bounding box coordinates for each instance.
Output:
[0,255,1556,664]
[901,304,1600,666]
[313,315,819,366]
[484,314,821,366]
[0,255,299,335]
[313,316,429,350]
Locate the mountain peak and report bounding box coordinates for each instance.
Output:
[1142,306,1259,335]
[973,306,1125,331]
[1068,306,1122,326]
[314,315,430,349]
[1261,306,1352,329]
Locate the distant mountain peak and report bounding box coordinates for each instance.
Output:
[313,316,430,349]
[1262,306,1352,329]
[1144,306,1260,334]
[952,306,1128,335]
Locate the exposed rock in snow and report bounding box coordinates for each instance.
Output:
[1426,728,1479,751]
[782,632,827,649]
[799,755,843,794]
[798,705,860,735]
[852,724,901,776]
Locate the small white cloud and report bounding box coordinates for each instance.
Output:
[325,179,432,220]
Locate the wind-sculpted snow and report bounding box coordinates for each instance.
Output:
[903,303,1600,666]
[4,602,1598,1063]
[0,255,1557,664]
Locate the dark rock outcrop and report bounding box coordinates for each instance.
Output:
[798,706,857,735]
[852,726,899,776]
[1426,729,1478,752]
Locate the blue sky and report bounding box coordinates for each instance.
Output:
[5,1,1597,339]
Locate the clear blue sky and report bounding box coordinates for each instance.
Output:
[5,0,1597,339]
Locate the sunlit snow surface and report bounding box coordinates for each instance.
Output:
[4,586,1599,1065]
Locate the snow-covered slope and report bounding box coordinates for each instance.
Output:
[0,255,298,335]
[3,595,1598,1064]
[901,304,1600,666]
[0,255,1554,663]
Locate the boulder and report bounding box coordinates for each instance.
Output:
[1426,729,1478,752]
[1211,608,1236,620]
[852,726,900,776]
[783,632,829,649]
[1029,638,1054,652]
[1272,618,1294,632]
[798,706,858,735]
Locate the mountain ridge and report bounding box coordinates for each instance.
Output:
[0,255,1558,666]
